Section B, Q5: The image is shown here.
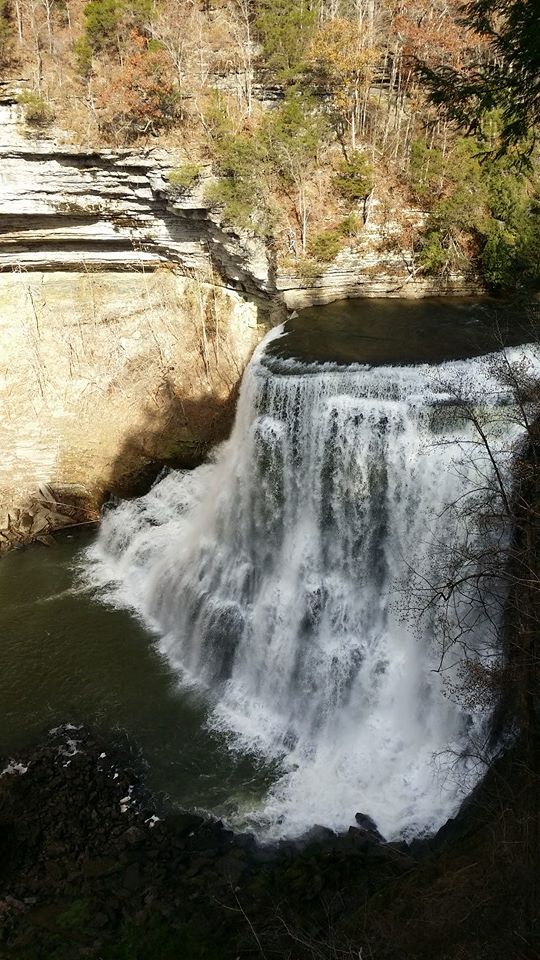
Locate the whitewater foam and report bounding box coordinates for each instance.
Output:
[84,331,538,840]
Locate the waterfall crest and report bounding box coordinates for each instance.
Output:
[85,329,536,840]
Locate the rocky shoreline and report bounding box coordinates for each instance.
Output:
[0,725,444,959]
[2,725,535,960]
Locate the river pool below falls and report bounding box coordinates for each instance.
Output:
[0,530,279,821]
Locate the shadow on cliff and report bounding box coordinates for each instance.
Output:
[101,375,240,504]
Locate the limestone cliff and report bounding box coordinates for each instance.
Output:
[0,269,270,549]
[0,96,278,549]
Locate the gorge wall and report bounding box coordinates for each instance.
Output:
[0,269,267,548]
[0,92,278,548]
[0,87,481,548]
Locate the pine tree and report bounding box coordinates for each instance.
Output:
[419,0,540,152]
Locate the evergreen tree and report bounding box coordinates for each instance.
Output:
[419,0,540,152]
[255,0,319,79]
[0,0,13,67]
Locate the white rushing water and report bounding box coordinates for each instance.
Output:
[85,329,538,841]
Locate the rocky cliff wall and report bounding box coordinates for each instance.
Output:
[276,196,483,308]
[0,269,268,549]
[0,95,281,549]
[0,90,482,307]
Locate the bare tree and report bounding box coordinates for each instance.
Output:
[403,339,540,762]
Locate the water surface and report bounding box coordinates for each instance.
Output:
[270,297,539,366]
[0,531,277,818]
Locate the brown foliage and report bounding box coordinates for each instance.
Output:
[96,35,180,142]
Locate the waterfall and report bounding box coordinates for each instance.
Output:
[85,328,536,841]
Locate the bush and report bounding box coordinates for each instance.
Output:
[168,164,202,192]
[408,138,446,202]
[206,179,257,232]
[206,131,272,235]
[255,0,318,79]
[334,151,373,202]
[82,0,153,55]
[97,46,179,141]
[417,229,449,275]
[82,0,121,54]
[75,35,93,75]
[307,228,343,262]
[0,0,13,68]
[481,225,518,290]
[517,202,540,290]
[337,213,362,237]
[17,92,55,126]
[57,898,91,930]
[295,256,321,282]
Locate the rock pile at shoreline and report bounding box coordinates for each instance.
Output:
[0,726,416,958]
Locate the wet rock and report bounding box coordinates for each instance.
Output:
[122,863,142,892]
[251,844,279,864]
[233,832,256,852]
[216,853,247,885]
[297,824,338,849]
[82,858,122,879]
[354,812,385,842]
[183,856,212,879]
[122,826,146,846]
[0,724,441,959]
[166,812,205,836]
[45,861,64,882]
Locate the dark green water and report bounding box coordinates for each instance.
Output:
[0,531,277,818]
[270,297,539,366]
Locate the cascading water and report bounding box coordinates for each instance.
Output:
[85,326,536,841]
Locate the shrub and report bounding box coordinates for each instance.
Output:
[97,46,179,140]
[408,138,446,202]
[337,213,362,237]
[307,228,343,262]
[334,151,373,202]
[481,225,518,290]
[17,92,55,126]
[206,180,254,231]
[417,229,449,275]
[206,131,272,235]
[168,164,202,192]
[75,35,93,76]
[295,256,321,282]
[255,0,318,79]
[517,202,540,290]
[82,0,153,55]
[0,0,13,68]
[83,0,121,52]
[57,898,91,930]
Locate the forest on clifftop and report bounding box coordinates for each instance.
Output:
[1,0,539,289]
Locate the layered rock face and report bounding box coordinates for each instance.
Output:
[277,218,483,309]
[0,104,275,548]
[0,139,271,292]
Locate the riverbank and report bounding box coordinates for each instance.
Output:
[0,725,537,960]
